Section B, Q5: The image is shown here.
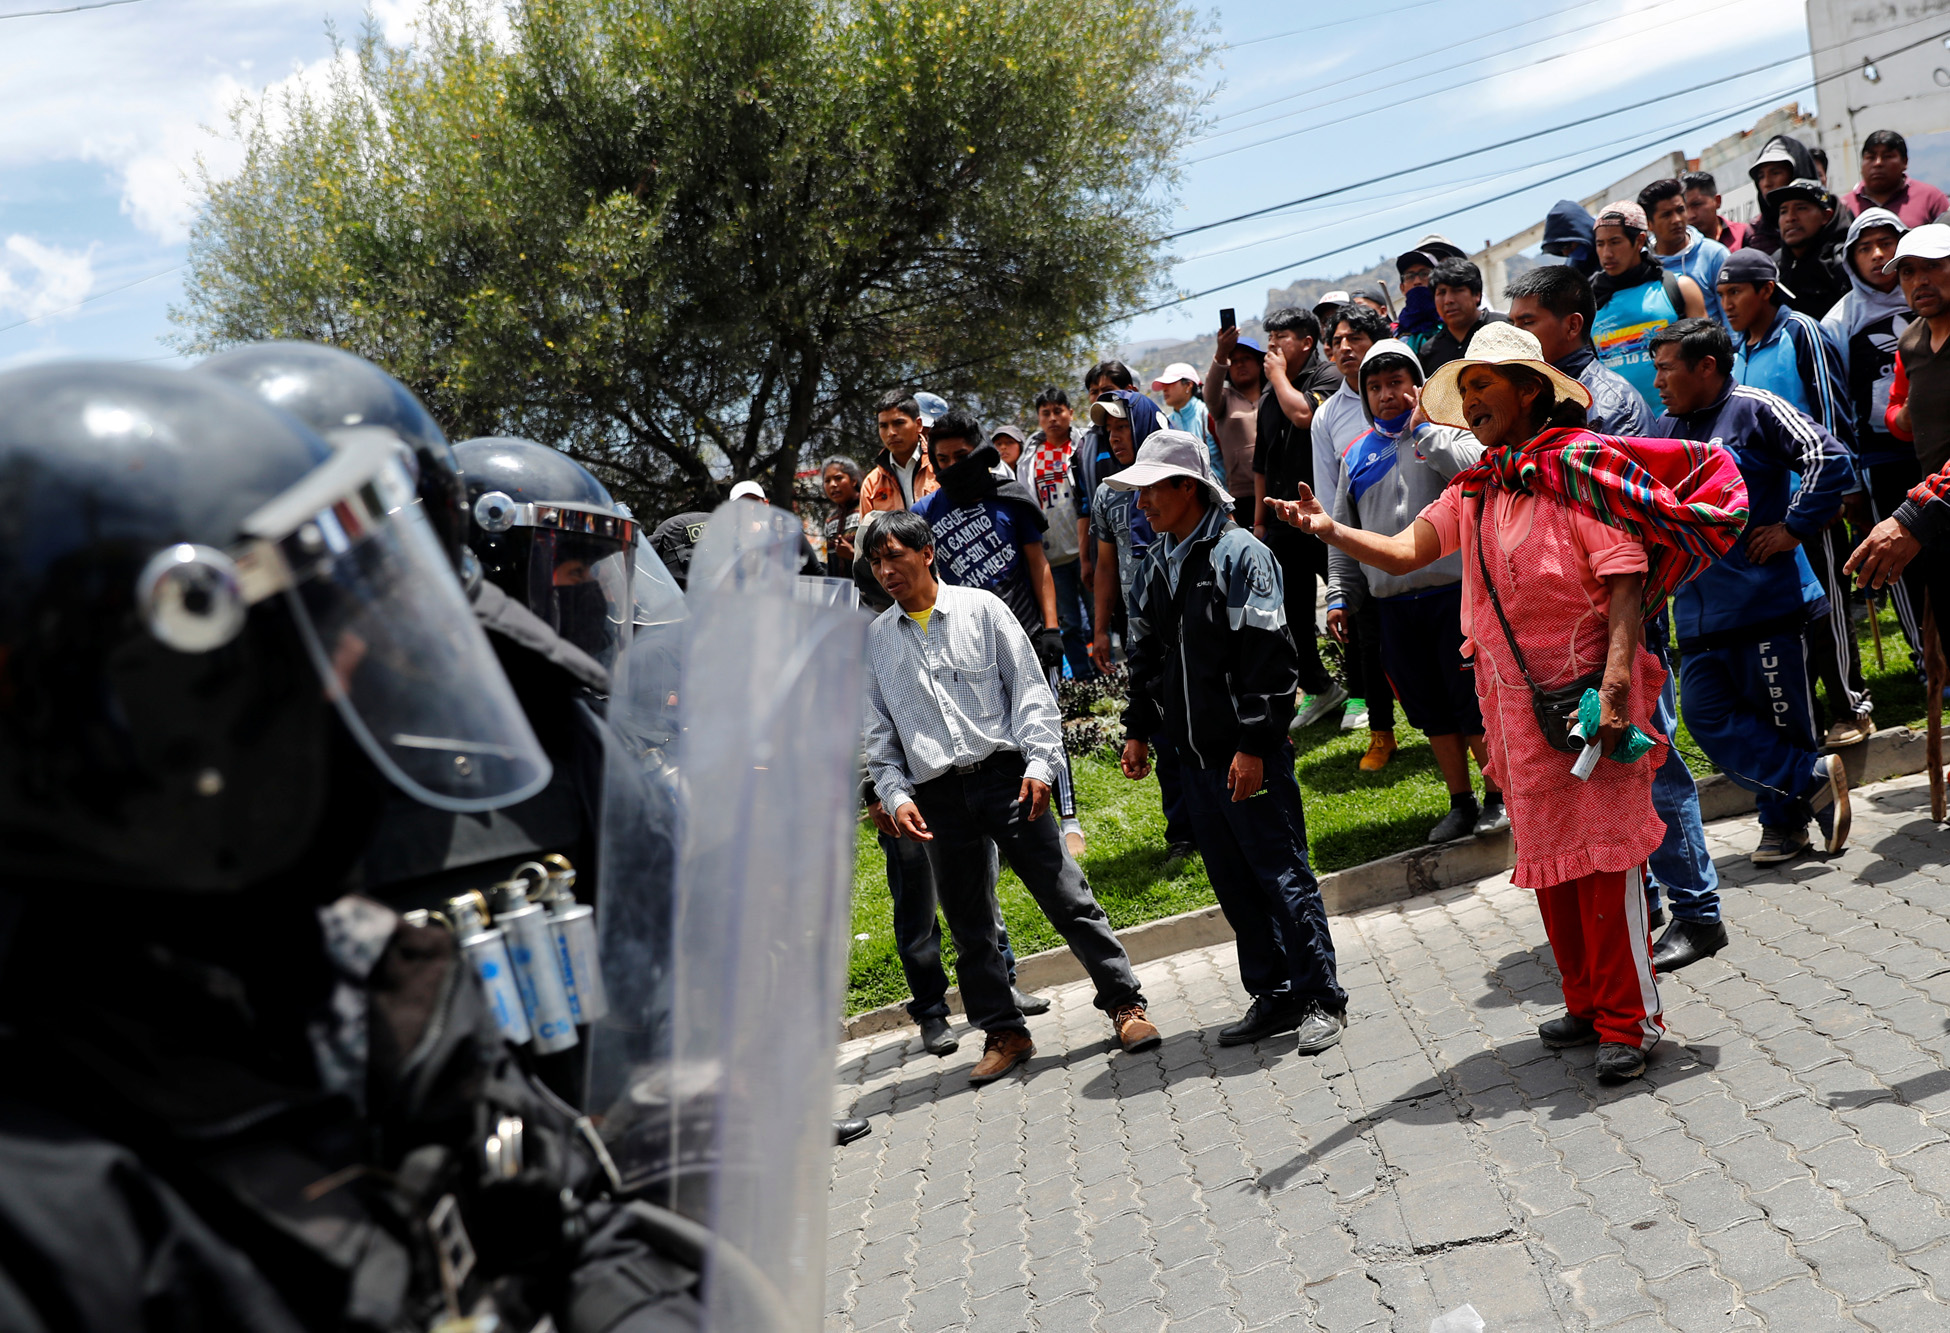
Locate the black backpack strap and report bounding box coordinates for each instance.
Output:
[1661,269,1685,317]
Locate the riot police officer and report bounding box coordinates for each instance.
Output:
[0,362,705,1331]
[199,352,625,937]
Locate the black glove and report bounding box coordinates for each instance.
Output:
[1033,627,1065,673]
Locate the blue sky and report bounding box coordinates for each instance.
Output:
[0,0,1818,369]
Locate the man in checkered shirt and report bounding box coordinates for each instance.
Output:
[861,509,1163,1084]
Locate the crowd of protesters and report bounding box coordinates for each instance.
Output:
[666,126,1950,1091]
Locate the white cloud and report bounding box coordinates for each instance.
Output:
[0,236,94,322]
[0,0,516,247]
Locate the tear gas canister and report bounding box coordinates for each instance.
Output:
[447,891,532,1047]
[493,866,580,1053]
[541,853,609,1024]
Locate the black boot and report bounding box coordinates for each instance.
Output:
[1652,917,1729,973]
[1011,986,1051,1017]
[1427,794,1480,844]
[834,1116,871,1146]
[1596,1043,1648,1082]
[1538,1014,1598,1047]
[918,1015,959,1055]
[1217,994,1309,1046]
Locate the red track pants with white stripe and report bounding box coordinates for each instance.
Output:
[1535,866,1664,1050]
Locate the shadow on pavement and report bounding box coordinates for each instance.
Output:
[1244,1040,1722,1194]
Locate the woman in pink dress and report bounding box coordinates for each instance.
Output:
[1272,324,1747,1084]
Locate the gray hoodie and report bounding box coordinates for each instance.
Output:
[1325,340,1483,609]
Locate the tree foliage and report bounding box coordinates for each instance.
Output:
[172,0,1210,513]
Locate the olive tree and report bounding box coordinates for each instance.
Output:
[173,0,1209,513]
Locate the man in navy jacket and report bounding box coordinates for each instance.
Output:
[1115,431,1346,1057]
[1649,319,1854,867]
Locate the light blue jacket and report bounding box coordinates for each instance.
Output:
[1655,226,1730,329]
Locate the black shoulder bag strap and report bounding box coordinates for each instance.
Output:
[1473,493,1602,753]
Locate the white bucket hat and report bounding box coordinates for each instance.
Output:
[1419,322,1592,432]
[1105,428,1232,509]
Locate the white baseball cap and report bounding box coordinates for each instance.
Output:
[1149,361,1200,389]
[1104,428,1232,509]
[1882,221,1950,274]
[729,480,766,502]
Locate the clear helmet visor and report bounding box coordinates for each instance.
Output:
[240,438,553,812]
[527,526,634,674]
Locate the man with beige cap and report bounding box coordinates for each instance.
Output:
[1590,199,1707,406]
[1271,324,1748,1083]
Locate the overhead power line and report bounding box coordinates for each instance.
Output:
[0,264,183,337]
[1186,80,1806,266]
[0,0,143,18]
[1205,0,1632,133]
[1193,0,1743,157]
[1161,14,1950,243]
[1136,83,1813,317]
[1220,0,1461,51]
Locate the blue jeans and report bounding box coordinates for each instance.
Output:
[1644,674,1722,923]
[1180,744,1344,1011]
[1050,558,1098,681]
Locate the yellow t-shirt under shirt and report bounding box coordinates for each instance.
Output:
[908,607,933,636]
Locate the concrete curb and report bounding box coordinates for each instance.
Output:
[840,724,1937,1040]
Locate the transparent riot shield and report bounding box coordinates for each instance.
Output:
[590,500,865,1333]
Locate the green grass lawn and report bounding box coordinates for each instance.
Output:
[844,600,1931,1015]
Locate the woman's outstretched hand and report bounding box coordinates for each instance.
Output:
[1268,483,1334,538]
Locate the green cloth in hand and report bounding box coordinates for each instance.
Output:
[1577,687,1656,763]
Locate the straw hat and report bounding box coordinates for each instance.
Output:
[1419,323,1592,431]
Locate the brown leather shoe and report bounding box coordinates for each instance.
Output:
[1114,1004,1161,1053]
[968,1028,1035,1085]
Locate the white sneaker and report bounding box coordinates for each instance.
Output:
[1340,697,1369,731]
[1290,683,1349,731]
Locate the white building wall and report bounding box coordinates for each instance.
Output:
[1806,0,1950,192]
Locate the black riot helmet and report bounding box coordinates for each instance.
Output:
[455,437,636,675]
[192,341,469,573]
[0,364,552,892]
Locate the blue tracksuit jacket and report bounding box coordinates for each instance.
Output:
[1733,302,1855,450]
[1653,380,1854,648]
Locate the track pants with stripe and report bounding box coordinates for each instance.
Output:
[1678,632,1825,831]
[1536,866,1663,1050]
[1800,523,1870,725]
[1867,459,1924,660]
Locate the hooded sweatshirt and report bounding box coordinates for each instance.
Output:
[1654,225,1731,328]
[1541,199,1599,276]
[1089,391,1167,616]
[1746,134,1819,255]
[1058,389,1163,536]
[1324,341,1483,608]
[1776,204,1852,321]
[1820,207,1912,469]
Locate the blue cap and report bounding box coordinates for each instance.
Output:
[1232,335,1265,356]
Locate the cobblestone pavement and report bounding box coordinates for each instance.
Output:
[825,771,1950,1331]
